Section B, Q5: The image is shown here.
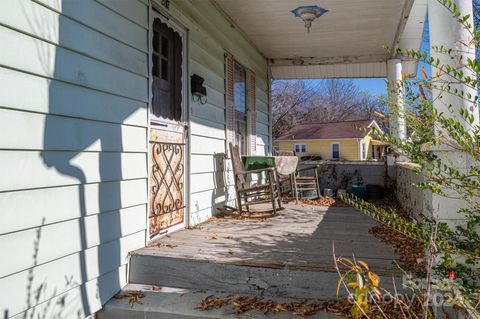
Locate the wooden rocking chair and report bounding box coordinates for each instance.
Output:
[229,143,282,214]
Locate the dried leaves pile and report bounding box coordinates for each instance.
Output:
[301,196,349,207]
[367,194,425,273]
[196,295,323,317]
[196,295,428,318]
[369,225,425,273]
[303,193,425,273]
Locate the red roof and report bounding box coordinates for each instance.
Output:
[275,119,376,141]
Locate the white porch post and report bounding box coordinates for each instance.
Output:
[386,58,407,172]
[387,58,407,142]
[427,0,478,225]
[428,0,479,132]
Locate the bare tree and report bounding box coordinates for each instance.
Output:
[271,80,319,138]
[304,79,381,122]
[272,79,385,138]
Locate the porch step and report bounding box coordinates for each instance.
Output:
[128,254,405,301]
[96,284,346,319]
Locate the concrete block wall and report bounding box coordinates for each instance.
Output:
[299,161,388,194]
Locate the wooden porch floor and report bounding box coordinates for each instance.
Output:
[136,203,400,275]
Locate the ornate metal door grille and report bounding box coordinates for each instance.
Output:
[149,140,185,238]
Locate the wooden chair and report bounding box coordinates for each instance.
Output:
[292,165,321,202]
[229,143,282,214]
[276,151,321,202]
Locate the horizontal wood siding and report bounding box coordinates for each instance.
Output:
[276,139,361,161]
[0,0,148,317]
[164,0,269,224]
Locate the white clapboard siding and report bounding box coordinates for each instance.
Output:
[257,122,270,138]
[0,151,147,192]
[1,204,146,278]
[10,266,126,319]
[95,0,148,28]
[0,0,147,76]
[0,68,147,127]
[1,231,143,317]
[0,179,147,235]
[191,102,225,124]
[0,0,149,316]
[0,27,148,102]
[35,0,148,51]
[190,60,224,94]
[190,187,236,213]
[190,119,226,141]
[190,135,226,155]
[257,111,269,126]
[0,109,147,152]
[189,154,226,174]
[190,172,224,194]
[256,97,269,113]
[190,41,224,79]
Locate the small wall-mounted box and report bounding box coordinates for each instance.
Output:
[191,74,207,97]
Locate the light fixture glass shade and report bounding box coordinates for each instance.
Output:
[291,5,328,33]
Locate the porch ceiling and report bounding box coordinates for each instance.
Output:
[213,0,427,79]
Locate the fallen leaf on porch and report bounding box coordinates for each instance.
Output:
[225,236,234,239]
[114,290,145,306]
[150,285,162,291]
[127,251,138,257]
[197,294,429,318]
[207,234,218,240]
[367,195,425,273]
[369,224,425,273]
[302,197,349,207]
[196,295,324,317]
[228,249,234,255]
[128,291,144,306]
[196,295,231,310]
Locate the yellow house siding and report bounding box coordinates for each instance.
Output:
[275,139,362,161]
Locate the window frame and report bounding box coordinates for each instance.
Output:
[331,143,340,160]
[361,142,367,160]
[233,60,248,155]
[294,144,307,154]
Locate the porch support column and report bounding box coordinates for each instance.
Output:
[386,58,407,142]
[427,0,478,226]
[386,58,407,175]
[428,0,479,131]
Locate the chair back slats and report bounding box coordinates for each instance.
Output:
[229,143,246,186]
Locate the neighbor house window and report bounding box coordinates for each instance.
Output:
[234,61,247,154]
[331,143,340,160]
[362,142,367,160]
[272,146,279,155]
[294,144,307,153]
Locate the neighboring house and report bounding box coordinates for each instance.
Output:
[273,120,386,161]
[0,0,432,318]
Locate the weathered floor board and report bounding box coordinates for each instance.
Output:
[134,203,399,274]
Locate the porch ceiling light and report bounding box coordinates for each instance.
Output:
[291,5,328,33]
